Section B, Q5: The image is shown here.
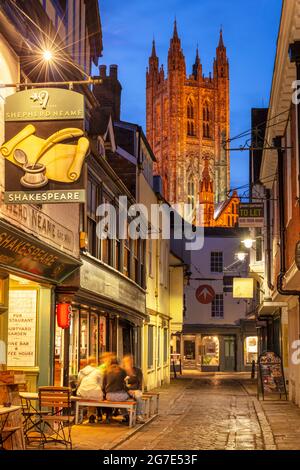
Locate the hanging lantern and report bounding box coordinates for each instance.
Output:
[56,303,72,329]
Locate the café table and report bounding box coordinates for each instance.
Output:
[0,405,24,449]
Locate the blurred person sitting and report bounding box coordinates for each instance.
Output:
[77,356,104,423]
[122,354,145,424]
[102,357,129,423]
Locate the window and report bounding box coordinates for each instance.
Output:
[187,178,195,211]
[148,239,153,278]
[157,327,161,367]
[210,252,223,273]
[202,336,219,366]
[148,326,154,369]
[255,228,263,262]
[211,294,224,318]
[187,98,196,136]
[244,336,258,364]
[163,328,168,363]
[87,176,100,258]
[223,276,234,293]
[203,101,212,139]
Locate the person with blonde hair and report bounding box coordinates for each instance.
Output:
[77,356,103,423]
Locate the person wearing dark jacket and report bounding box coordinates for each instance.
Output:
[102,358,129,423]
[122,354,145,424]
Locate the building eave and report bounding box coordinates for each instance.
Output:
[260,0,300,187]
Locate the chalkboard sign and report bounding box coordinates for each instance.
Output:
[258,351,287,400]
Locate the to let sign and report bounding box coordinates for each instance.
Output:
[239,203,264,228]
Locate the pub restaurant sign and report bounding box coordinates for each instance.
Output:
[1,88,89,204]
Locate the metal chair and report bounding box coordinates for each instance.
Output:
[38,386,74,449]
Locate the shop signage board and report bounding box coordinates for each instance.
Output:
[7,289,37,367]
[233,277,254,298]
[195,285,215,304]
[258,351,287,400]
[0,219,81,283]
[0,198,74,252]
[1,88,89,204]
[238,203,264,228]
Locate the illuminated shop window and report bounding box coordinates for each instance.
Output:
[202,336,219,366]
[244,336,258,364]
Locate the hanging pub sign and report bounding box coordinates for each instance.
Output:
[238,203,264,228]
[258,351,287,400]
[233,277,254,299]
[1,88,89,204]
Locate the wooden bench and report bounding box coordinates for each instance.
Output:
[142,392,159,414]
[72,398,137,427]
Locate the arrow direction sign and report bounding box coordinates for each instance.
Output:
[195,285,216,304]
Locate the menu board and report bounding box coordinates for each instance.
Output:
[7,289,37,367]
[258,351,287,399]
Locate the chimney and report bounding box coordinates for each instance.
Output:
[109,64,118,79]
[93,64,122,121]
[99,65,107,78]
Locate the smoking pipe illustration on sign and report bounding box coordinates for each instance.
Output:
[1,125,89,188]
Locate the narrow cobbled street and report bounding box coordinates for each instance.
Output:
[116,373,300,451]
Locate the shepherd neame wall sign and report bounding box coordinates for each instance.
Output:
[1,88,89,204]
[4,88,84,122]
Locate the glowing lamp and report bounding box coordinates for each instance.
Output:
[43,50,53,61]
[242,238,255,249]
[56,303,72,329]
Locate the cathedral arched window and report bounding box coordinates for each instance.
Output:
[187,98,196,137]
[203,101,212,139]
[187,178,195,210]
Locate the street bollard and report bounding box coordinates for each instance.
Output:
[251,360,256,379]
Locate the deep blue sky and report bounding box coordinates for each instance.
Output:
[99,0,282,193]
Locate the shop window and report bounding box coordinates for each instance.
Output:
[201,336,219,366]
[79,312,88,369]
[89,313,98,362]
[210,251,223,273]
[148,325,154,369]
[69,311,79,379]
[211,294,224,318]
[244,336,258,364]
[99,316,107,356]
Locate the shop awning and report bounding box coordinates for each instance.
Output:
[257,301,286,319]
[0,219,81,284]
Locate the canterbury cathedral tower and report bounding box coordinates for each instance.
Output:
[146,21,238,227]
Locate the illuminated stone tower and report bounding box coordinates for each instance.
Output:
[146,22,231,224]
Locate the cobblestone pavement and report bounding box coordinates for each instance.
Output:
[38,373,300,450]
[117,373,277,451]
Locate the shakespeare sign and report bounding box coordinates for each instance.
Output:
[1,88,89,204]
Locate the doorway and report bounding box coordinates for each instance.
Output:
[224,336,236,371]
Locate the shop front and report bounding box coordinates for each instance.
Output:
[0,218,81,390]
[54,254,147,386]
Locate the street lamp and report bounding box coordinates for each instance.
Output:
[242,238,255,249]
[42,50,53,62]
[236,252,247,262]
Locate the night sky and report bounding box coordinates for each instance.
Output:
[99,0,282,193]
